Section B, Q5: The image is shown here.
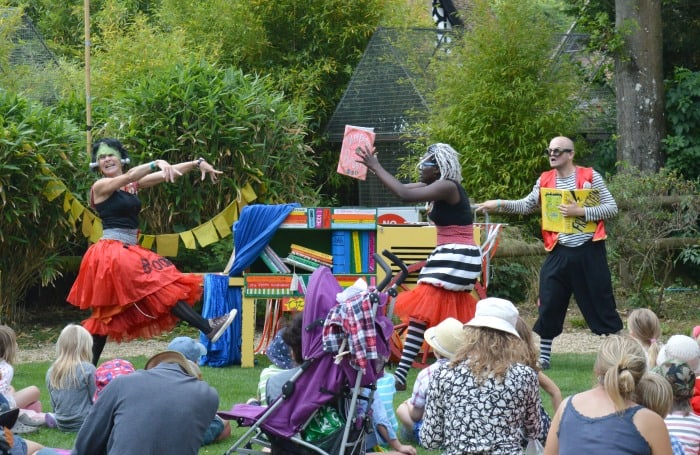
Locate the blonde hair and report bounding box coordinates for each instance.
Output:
[515,317,539,370]
[48,324,94,389]
[451,326,530,383]
[0,325,18,364]
[594,335,647,413]
[637,372,673,417]
[627,308,662,366]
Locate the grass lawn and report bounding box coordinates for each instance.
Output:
[13,352,596,454]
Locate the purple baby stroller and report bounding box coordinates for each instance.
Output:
[220,251,407,455]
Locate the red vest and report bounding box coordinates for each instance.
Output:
[540,166,607,251]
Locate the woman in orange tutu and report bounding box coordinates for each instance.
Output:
[357,143,480,390]
[68,138,237,365]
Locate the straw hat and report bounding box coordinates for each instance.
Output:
[145,351,200,377]
[464,297,520,338]
[424,317,464,360]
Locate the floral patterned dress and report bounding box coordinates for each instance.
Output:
[420,360,542,455]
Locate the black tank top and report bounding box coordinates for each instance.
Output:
[428,180,473,226]
[95,190,141,229]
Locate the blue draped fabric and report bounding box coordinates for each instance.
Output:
[200,203,300,366]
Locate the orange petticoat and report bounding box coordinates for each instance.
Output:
[67,239,203,342]
[393,282,477,327]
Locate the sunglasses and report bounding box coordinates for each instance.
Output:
[544,148,572,157]
[418,161,438,171]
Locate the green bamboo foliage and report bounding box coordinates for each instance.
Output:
[97,60,319,234]
[0,91,86,322]
[422,0,584,200]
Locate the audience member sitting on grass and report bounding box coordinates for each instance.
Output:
[37,350,219,455]
[515,316,562,446]
[248,313,304,407]
[544,335,672,455]
[654,359,700,455]
[167,336,231,446]
[637,371,685,455]
[396,317,463,447]
[45,324,95,432]
[92,359,135,401]
[0,395,45,455]
[0,325,52,433]
[627,308,663,366]
[419,298,544,454]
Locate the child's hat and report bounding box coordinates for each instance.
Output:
[266,329,294,369]
[168,336,207,363]
[424,317,464,360]
[94,358,136,401]
[653,359,696,399]
[656,334,700,373]
[465,297,520,338]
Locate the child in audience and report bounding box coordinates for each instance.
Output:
[45,324,96,432]
[254,324,297,406]
[167,336,232,445]
[637,372,685,455]
[93,359,135,401]
[0,325,52,432]
[515,317,562,445]
[627,308,663,366]
[396,317,463,446]
[655,359,700,455]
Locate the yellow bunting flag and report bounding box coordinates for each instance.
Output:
[212,213,231,238]
[180,230,197,250]
[81,211,95,238]
[222,202,238,226]
[43,180,66,202]
[63,192,73,213]
[141,235,155,250]
[240,183,257,204]
[89,218,103,243]
[156,234,180,257]
[71,199,83,221]
[192,221,218,248]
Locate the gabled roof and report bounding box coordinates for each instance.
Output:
[326,27,614,143]
[325,27,446,142]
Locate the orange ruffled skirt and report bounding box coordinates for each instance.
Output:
[67,240,202,342]
[393,282,478,327]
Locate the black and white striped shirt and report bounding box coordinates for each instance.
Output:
[501,170,617,247]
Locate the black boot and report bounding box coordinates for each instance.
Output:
[92,334,107,366]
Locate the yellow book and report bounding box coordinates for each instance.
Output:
[540,188,600,234]
[351,231,362,273]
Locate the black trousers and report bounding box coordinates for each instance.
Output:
[533,240,623,339]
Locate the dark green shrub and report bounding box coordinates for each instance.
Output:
[664,68,700,181]
[607,167,699,314]
[0,90,86,322]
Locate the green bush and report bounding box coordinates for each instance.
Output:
[664,67,700,182]
[0,91,86,322]
[422,0,584,201]
[606,167,699,314]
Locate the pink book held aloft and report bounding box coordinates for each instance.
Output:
[337,125,375,181]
